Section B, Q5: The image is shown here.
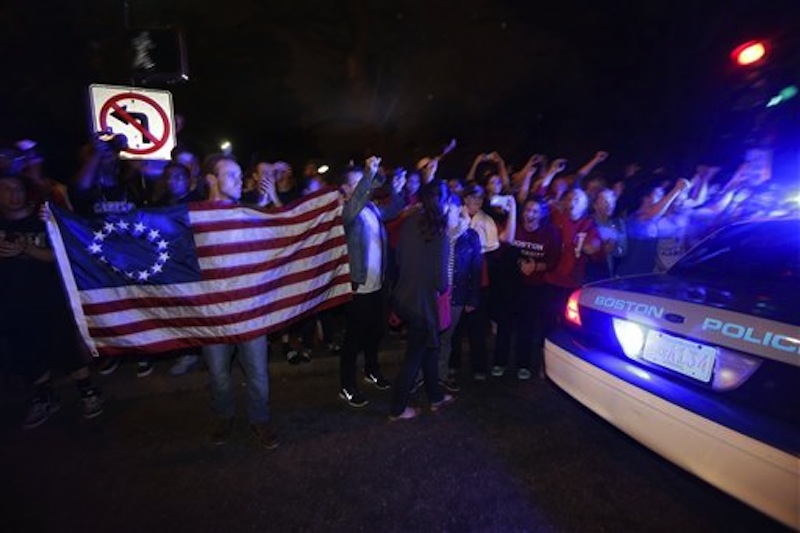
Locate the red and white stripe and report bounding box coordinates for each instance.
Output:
[50,189,352,356]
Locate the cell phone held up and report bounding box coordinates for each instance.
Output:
[489,194,512,211]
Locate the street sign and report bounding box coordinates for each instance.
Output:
[89,84,176,161]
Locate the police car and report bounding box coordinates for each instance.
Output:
[544,217,799,529]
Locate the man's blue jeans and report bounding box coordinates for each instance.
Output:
[202,335,269,423]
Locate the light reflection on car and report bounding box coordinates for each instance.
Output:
[544,218,800,529]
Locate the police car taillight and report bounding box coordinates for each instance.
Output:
[565,290,582,327]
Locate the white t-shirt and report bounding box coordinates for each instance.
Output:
[469,210,500,254]
[357,206,382,294]
[656,213,689,272]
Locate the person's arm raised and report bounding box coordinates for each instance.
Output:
[576,150,609,180]
[465,153,485,184]
[498,195,517,244]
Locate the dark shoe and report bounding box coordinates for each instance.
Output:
[327,342,341,353]
[80,387,105,419]
[440,378,461,393]
[210,417,234,445]
[98,358,120,376]
[299,348,312,364]
[286,350,302,365]
[364,372,391,390]
[251,423,280,450]
[388,407,418,421]
[136,361,154,378]
[338,388,369,408]
[430,394,456,412]
[22,394,61,429]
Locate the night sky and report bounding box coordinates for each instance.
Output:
[1,0,798,179]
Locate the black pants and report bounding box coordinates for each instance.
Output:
[450,287,490,375]
[339,290,385,391]
[494,283,548,372]
[390,321,444,416]
[1,305,83,382]
[492,283,518,370]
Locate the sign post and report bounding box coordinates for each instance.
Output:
[89,84,176,161]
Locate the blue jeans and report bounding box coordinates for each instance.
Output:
[202,335,270,423]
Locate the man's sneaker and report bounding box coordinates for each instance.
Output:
[210,417,234,445]
[491,365,505,377]
[98,358,120,376]
[299,348,312,364]
[22,394,61,429]
[473,372,487,382]
[517,368,532,380]
[286,350,302,365]
[364,372,391,390]
[338,388,369,408]
[440,378,460,393]
[251,423,281,450]
[388,407,418,421]
[169,354,200,376]
[136,361,154,378]
[80,388,104,419]
[430,394,456,412]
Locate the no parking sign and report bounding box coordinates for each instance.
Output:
[89,84,176,161]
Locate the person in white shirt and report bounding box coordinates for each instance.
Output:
[450,184,498,381]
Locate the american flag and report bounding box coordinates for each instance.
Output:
[47,189,352,357]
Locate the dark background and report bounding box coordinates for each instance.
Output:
[1,0,798,179]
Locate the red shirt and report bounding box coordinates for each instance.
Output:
[545,210,601,289]
[511,223,562,285]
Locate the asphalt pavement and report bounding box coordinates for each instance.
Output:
[0,337,789,532]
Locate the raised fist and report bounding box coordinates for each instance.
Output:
[365,156,382,176]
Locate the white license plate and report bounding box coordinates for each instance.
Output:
[642,331,716,383]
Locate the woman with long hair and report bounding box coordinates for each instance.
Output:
[389,179,455,420]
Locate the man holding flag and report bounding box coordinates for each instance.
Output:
[201,155,278,449]
[46,150,354,449]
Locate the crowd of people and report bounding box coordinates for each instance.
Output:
[2,130,798,447]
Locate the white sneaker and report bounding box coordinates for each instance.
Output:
[491,365,505,377]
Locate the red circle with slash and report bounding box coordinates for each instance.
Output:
[98,92,171,156]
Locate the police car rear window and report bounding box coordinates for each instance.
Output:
[670,219,800,281]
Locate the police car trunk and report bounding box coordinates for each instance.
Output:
[544,218,800,529]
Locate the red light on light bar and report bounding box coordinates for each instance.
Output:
[731,40,767,66]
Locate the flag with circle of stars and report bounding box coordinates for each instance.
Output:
[45,189,352,357]
[51,204,202,289]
